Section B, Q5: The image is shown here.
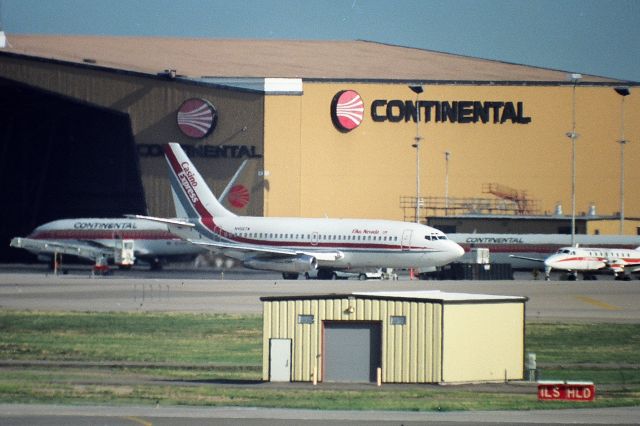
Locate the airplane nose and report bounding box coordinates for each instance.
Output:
[449,241,465,259]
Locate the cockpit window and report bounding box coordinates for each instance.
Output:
[425,234,447,241]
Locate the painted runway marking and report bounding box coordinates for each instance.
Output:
[124,416,152,426]
[575,295,622,311]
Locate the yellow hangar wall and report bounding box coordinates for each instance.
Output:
[264,83,639,226]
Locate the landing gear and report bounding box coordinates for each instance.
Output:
[316,269,336,280]
[282,272,299,280]
[567,272,578,281]
[615,273,632,281]
[149,258,163,271]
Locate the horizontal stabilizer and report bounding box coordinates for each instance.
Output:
[125,214,194,228]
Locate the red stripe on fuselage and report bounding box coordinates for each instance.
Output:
[29,230,180,240]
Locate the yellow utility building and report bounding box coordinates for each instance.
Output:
[261,291,527,384]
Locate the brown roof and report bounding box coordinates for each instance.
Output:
[2,35,621,83]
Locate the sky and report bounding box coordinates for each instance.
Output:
[1,0,639,82]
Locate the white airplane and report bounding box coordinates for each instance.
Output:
[133,143,465,280]
[541,246,640,281]
[452,233,640,270]
[9,159,252,271]
[10,218,204,271]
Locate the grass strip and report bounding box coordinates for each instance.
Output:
[0,311,639,410]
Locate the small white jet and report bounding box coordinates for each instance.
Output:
[513,246,640,281]
[543,246,640,281]
[133,143,465,279]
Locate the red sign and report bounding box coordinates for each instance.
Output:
[537,382,595,402]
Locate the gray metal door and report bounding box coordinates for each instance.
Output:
[324,322,381,382]
[269,338,291,382]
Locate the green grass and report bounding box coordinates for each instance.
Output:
[0,311,262,364]
[526,323,640,364]
[0,311,639,410]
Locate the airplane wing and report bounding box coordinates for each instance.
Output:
[188,239,344,261]
[10,237,112,261]
[509,254,545,262]
[129,215,344,262]
[604,258,640,273]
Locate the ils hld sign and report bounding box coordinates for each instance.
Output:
[537,381,596,402]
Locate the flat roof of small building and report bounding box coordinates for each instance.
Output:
[1,35,630,84]
[260,290,527,304]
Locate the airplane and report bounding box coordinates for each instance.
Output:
[10,218,204,271]
[452,233,640,270]
[131,143,465,280]
[511,245,640,281]
[9,157,253,272]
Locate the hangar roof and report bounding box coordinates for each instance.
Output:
[260,290,527,304]
[2,35,625,83]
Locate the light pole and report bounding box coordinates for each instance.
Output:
[409,85,424,223]
[444,151,450,215]
[614,86,631,234]
[565,73,581,247]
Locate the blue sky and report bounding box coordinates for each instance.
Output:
[2,0,639,82]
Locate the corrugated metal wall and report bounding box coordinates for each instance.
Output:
[262,297,443,383]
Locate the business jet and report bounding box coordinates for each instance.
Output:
[512,246,640,281]
[453,233,640,270]
[132,143,465,279]
[544,246,640,281]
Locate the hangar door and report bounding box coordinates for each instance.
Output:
[323,321,381,382]
[0,78,146,262]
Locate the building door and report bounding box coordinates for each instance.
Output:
[401,229,413,251]
[323,321,381,382]
[269,338,291,382]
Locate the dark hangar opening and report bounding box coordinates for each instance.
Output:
[0,78,147,262]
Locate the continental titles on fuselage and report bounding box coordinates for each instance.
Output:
[73,222,138,230]
[466,237,525,244]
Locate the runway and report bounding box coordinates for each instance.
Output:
[1,265,639,322]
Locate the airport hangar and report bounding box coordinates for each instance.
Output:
[1,35,639,262]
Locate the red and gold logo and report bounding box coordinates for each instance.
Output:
[331,90,364,132]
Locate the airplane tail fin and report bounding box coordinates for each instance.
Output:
[163,143,236,219]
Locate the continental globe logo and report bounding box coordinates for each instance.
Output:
[331,90,364,132]
[177,98,218,139]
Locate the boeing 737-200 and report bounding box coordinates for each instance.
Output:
[133,143,465,279]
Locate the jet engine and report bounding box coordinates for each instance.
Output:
[243,254,318,273]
